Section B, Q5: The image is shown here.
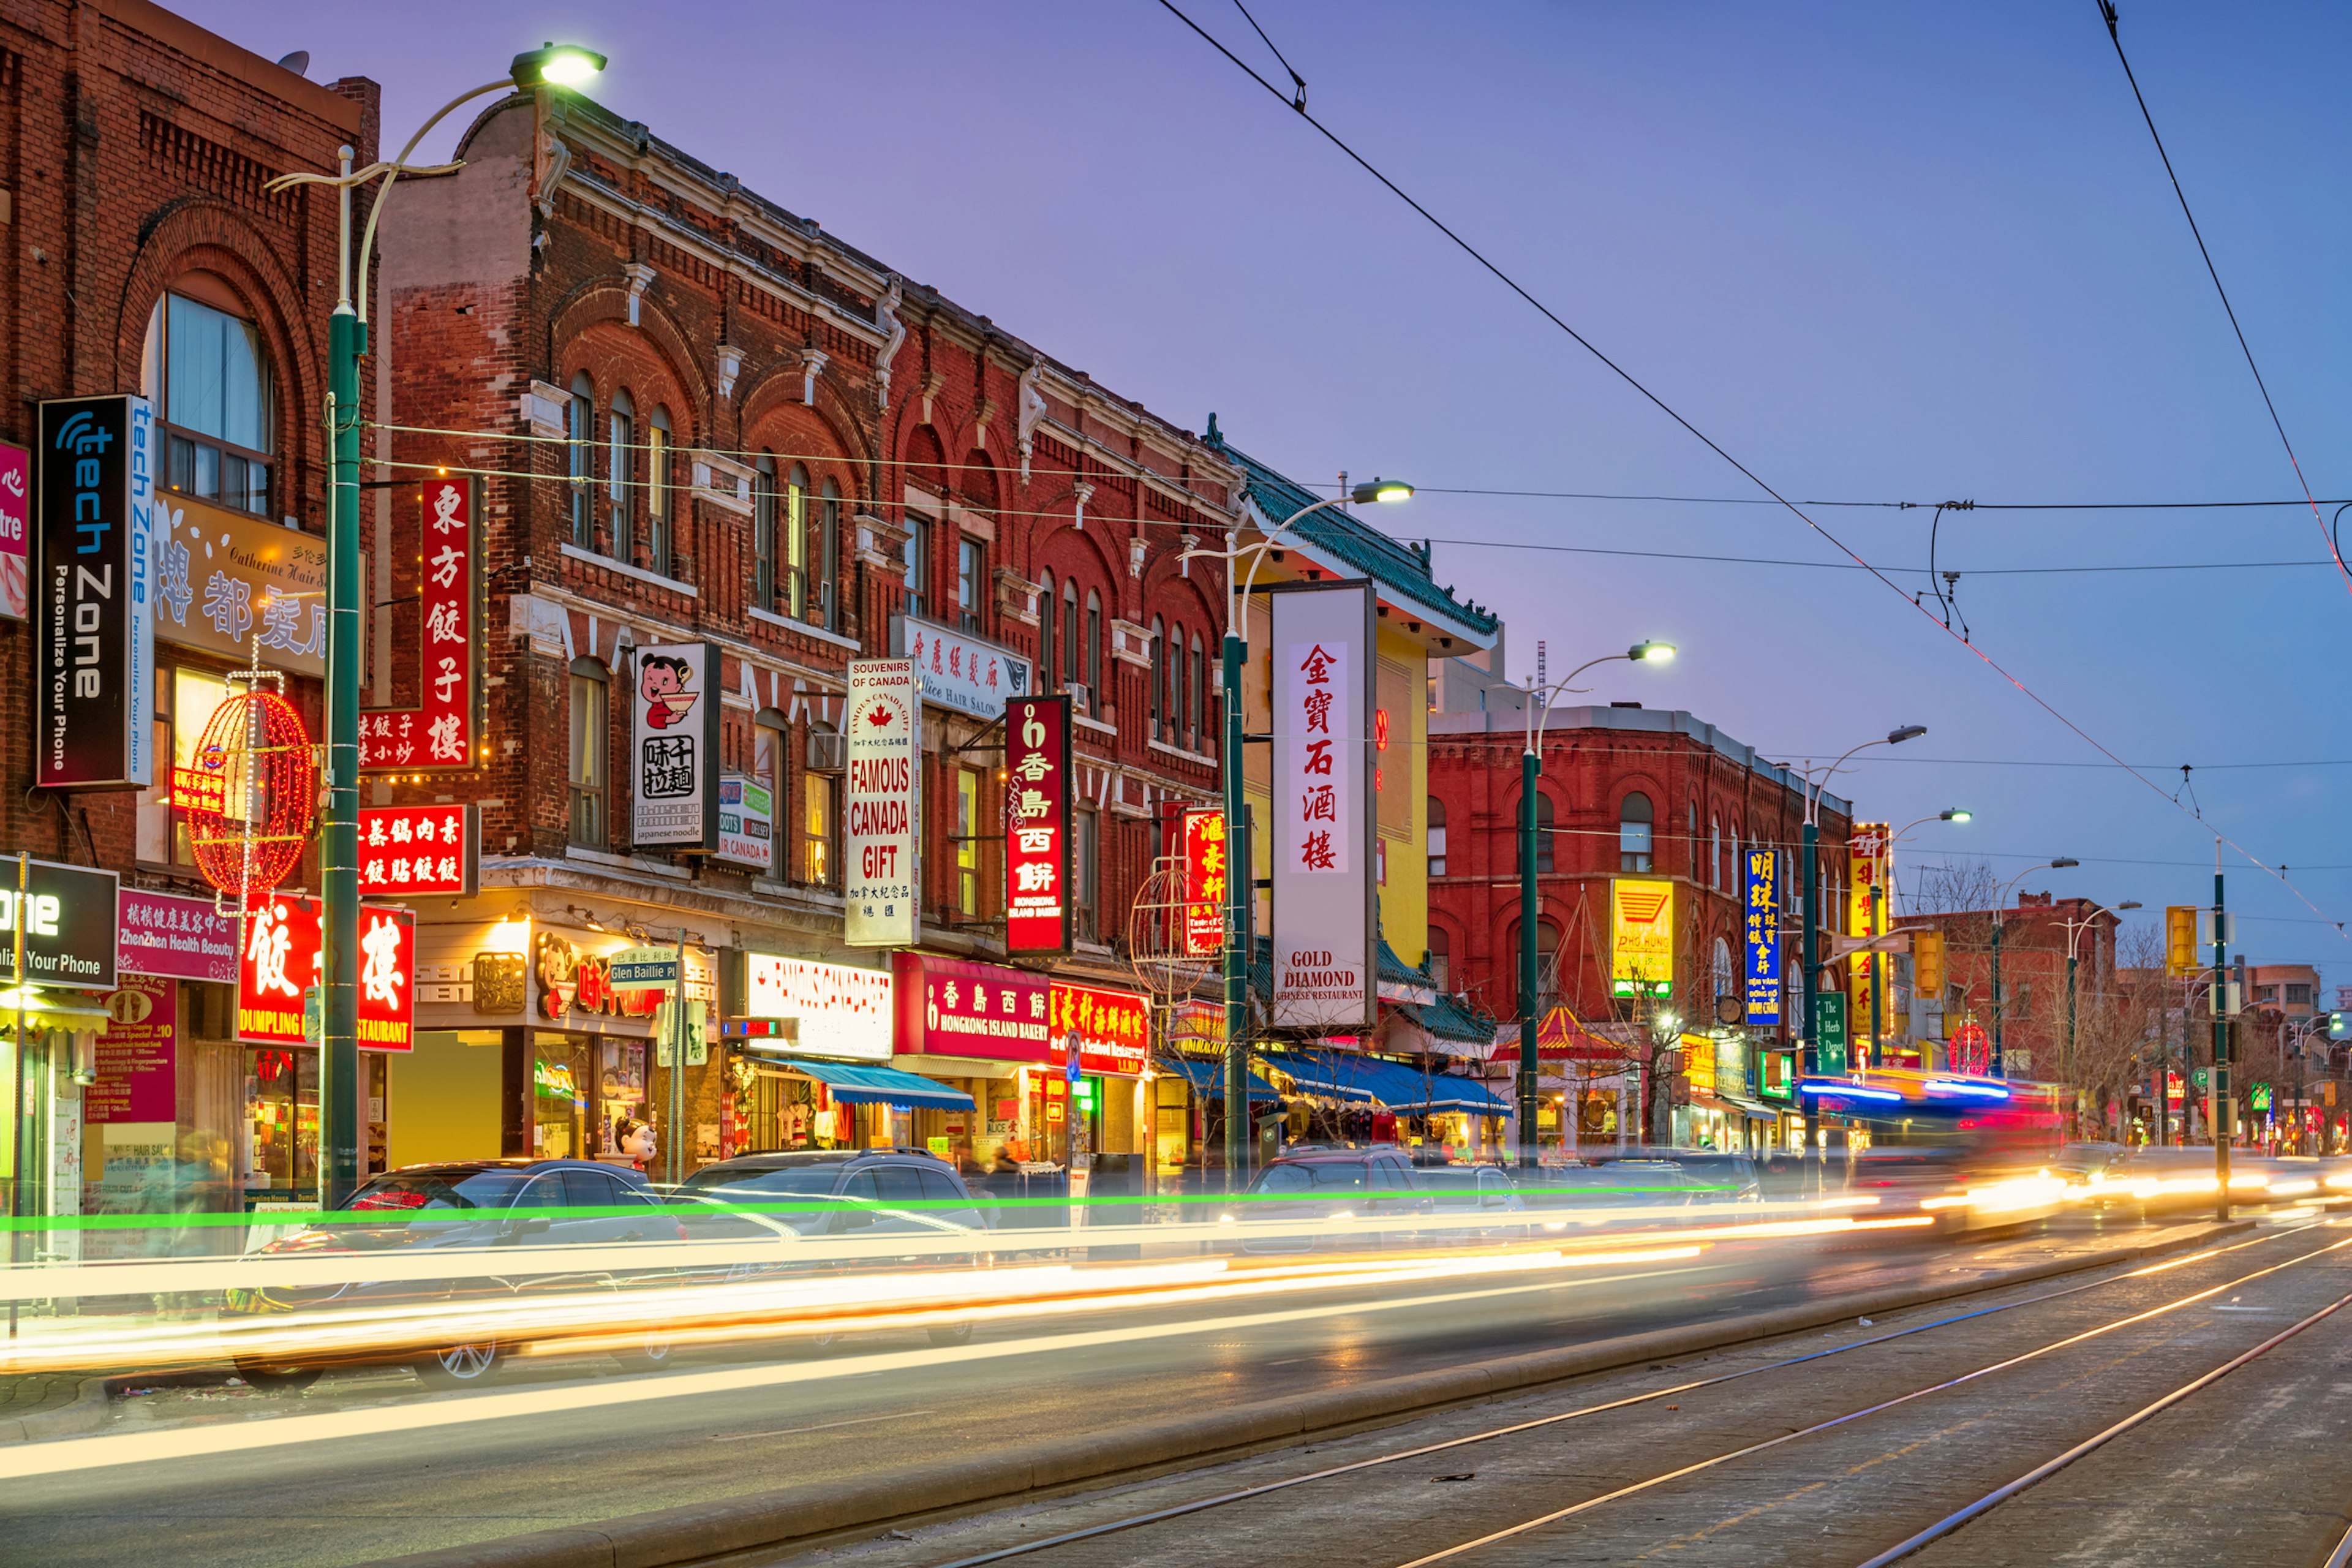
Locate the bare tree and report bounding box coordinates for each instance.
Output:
[1902,858,1998,917]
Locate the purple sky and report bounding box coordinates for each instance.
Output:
[197,1,2352,979]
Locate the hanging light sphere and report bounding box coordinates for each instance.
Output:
[183,689,318,902]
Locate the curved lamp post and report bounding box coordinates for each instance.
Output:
[1988,857,2077,1082]
[1184,477,1411,1188]
[2059,899,2139,1137]
[1870,809,1969,1068]
[266,43,606,1208]
[1512,641,1675,1168]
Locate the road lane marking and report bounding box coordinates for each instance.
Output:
[709,1409,936,1441]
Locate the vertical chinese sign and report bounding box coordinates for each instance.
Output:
[1178,807,1226,957]
[845,659,920,947]
[36,394,156,788]
[1744,848,1781,1025]
[629,642,719,850]
[1848,822,1888,1038]
[363,477,478,772]
[1004,695,1070,955]
[1269,581,1374,1030]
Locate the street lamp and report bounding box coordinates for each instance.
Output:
[265,43,606,1209]
[1988,857,2077,1082]
[1512,641,1676,1169]
[2059,899,2138,1138]
[1185,477,1411,1189]
[1870,810,1970,1070]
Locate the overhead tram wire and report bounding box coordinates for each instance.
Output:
[1154,0,2349,943]
[2095,2,2352,605]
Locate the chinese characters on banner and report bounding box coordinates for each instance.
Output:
[236,895,414,1051]
[1047,980,1150,1077]
[845,659,920,946]
[119,888,238,982]
[1178,808,1226,957]
[1848,822,1889,1036]
[893,613,1031,719]
[151,493,326,677]
[1004,696,1070,954]
[358,804,477,896]
[892,952,1047,1061]
[89,976,175,1123]
[0,439,26,620]
[1744,849,1782,1025]
[1269,581,1374,1030]
[36,395,156,789]
[628,641,719,848]
[362,477,476,771]
[1611,878,1675,997]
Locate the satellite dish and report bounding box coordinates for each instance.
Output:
[276,50,310,78]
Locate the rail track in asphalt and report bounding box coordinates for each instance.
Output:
[860,1221,2352,1568]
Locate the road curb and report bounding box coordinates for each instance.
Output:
[0,1377,111,1444]
[338,1220,2244,1568]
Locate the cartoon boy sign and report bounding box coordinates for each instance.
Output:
[639,654,698,730]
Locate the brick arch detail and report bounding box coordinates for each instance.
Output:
[118,198,325,510]
[735,356,876,496]
[546,283,709,429]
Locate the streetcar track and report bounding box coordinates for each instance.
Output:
[1385,1232,2352,1567]
[910,1225,2314,1568]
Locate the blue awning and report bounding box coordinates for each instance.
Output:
[793,1061,973,1111]
[1166,1054,1279,1103]
[1259,1049,1380,1103]
[1261,1050,1506,1115]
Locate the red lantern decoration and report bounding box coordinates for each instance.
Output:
[181,688,317,902]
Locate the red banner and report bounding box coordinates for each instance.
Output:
[1047,980,1150,1077]
[237,895,415,1052]
[1005,695,1071,954]
[358,804,477,896]
[363,477,477,771]
[894,951,1049,1063]
[1179,808,1226,957]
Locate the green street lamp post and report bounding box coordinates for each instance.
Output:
[1513,642,1675,1169]
[268,43,605,1207]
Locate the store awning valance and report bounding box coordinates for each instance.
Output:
[1166,1053,1279,1103]
[1259,1048,1380,1103]
[791,1061,974,1111]
[1265,1050,1507,1116]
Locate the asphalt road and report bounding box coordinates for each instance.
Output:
[0,1213,2218,1568]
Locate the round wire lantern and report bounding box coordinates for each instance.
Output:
[182,688,317,902]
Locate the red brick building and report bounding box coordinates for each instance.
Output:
[0,0,379,1219]
[1892,892,2119,1079]
[377,85,1238,1172]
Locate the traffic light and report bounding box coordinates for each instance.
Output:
[2165,906,2197,976]
[1913,930,1945,998]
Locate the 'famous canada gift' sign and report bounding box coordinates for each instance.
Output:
[845,660,919,946]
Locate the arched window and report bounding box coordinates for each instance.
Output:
[804,723,839,887]
[608,390,635,562]
[568,373,595,545]
[143,282,276,516]
[1619,791,1654,872]
[1428,927,1450,992]
[1061,579,1080,690]
[646,407,674,575]
[753,456,778,612]
[815,478,841,630]
[568,658,608,848]
[1039,571,1058,692]
[1517,792,1555,874]
[1170,623,1186,742]
[1711,816,1722,889]
[1149,617,1166,735]
[785,464,809,618]
[1084,589,1102,702]
[1534,919,1562,1012]
[1713,937,1734,1005]
[753,709,788,877]
[1190,633,1205,742]
[1427,795,1447,877]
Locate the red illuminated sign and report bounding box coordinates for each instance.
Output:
[893,951,1049,1063]
[363,477,477,772]
[1179,808,1226,957]
[1005,695,1071,955]
[236,895,415,1052]
[1047,980,1150,1077]
[358,804,477,896]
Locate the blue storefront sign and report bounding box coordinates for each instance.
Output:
[1744,848,1781,1025]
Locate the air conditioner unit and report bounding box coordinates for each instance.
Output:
[1066,681,1091,716]
[807,729,846,773]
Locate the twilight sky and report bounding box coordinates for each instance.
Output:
[195,0,2352,979]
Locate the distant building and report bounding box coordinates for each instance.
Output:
[1894,894,2120,1079]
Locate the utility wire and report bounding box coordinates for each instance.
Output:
[2095,1,2352,603]
[1156,0,2346,939]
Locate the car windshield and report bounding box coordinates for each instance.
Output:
[679,1166,845,1200]
[342,1169,532,1212]
[1250,1163,1370,1194]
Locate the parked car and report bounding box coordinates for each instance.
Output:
[1223,1148,1431,1253]
[1417,1164,1529,1244]
[222,1158,685,1390]
[666,1149,993,1348]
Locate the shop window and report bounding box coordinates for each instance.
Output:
[646,406,674,576]
[1427,795,1447,877]
[813,479,841,630]
[1039,571,1058,692]
[1073,807,1099,941]
[136,665,233,867]
[1518,792,1554,874]
[957,766,981,917]
[1619,791,1654,872]
[1428,927,1450,992]
[904,515,933,620]
[568,657,608,848]
[753,455,778,612]
[958,537,984,633]
[568,373,595,545]
[608,390,635,563]
[142,285,274,517]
